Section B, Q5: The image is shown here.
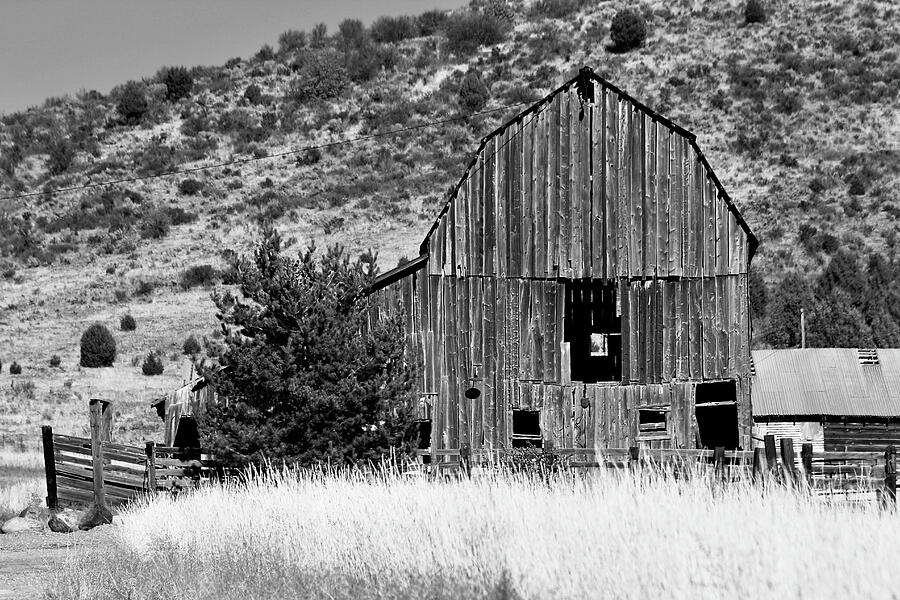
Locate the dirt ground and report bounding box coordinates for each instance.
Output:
[0,526,111,600]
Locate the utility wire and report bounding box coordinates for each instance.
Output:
[0,101,533,202]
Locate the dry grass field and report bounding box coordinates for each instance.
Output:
[46,468,899,600]
[0,447,43,521]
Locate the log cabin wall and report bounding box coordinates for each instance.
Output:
[367,69,757,452]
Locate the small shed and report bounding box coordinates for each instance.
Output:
[150,377,217,447]
[751,348,900,452]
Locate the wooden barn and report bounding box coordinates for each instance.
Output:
[366,67,758,453]
[752,348,900,454]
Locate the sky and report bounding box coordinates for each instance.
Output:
[0,0,468,115]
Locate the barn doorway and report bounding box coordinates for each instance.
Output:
[695,380,739,450]
[564,280,622,383]
[511,410,543,448]
[414,419,432,463]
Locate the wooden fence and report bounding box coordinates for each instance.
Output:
[416,434,898,503]
[42,422,214,510]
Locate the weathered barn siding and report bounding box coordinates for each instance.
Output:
[367,69,756,452]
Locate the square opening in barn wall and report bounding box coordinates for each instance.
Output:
[414,419,432,463]
[511,410,543,448]
[638,409,667,435]
[565,280,621,383]
[695,380,739,450]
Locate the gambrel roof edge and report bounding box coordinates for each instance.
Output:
[419,66,759,262]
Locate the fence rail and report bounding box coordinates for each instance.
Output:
[415,435,898,503]
[41,425,215,510]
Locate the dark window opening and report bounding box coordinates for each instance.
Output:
[565,280,621,383]
[695,381,739,450]
[414,419,433,464]
[638,409,667,435]
[512,410,543,448]
[696,380,737,404]
[415,420,432,450]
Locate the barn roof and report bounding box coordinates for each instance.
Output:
[420,66,758,261]
[751,349,900,418]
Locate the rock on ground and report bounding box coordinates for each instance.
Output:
[1,517,42,534]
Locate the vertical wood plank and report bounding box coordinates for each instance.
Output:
[549,93,561,274]
[534,108,548,277]
[560,90,572,278]
[522,117,534,277]
[42,426,58,509]
[496,128,507,277]
[646,117,658,277]
[591,90,604,277]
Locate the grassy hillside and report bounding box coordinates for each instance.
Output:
[0,0,898,444]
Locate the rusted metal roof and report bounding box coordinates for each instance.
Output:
[751,349,900,417]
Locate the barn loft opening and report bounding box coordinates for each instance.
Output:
[511,410,542,448]
[564,280,621,383]
[695,380,739,450]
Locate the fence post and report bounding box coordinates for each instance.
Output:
[145,441,157,494]
[764,434,777,471]
[41,425,58,510]
[89,399,107,507]
[801,443,813,488]
[779,437,796,485]
[629,446,640,473]
[714,446,726,481]
[752,447,766,482]
[460,442,471,479]
[885,445,896,508]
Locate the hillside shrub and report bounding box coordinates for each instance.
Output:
[243,84,263,105]
[183,334,201,356]
[609,9,647,51]
[9,361,22,375]
[46,134,76,176]
[287,51,348,102]
[458,70,491,113]
[416,9,449,36]
[370,16,417,44]
[255,44,275,62]
[140,211,171,239]
[744,0,767,24]
[80,323,116,368]
[338,19,367,51]
[310,23,328,48]
[160,66,194,102]
[197,230,416,467]
[120,314,136,331]
[178,178,204,196]
[278,29,307,54]
[116,81,149,125]
[135,280,155,297]
[141,352,164,376]
[446,12,505,55]
[49,355,61,368]
[531,0,587,19]
[180,264,219,290]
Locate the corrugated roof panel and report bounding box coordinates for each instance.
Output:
[751,349,900,418]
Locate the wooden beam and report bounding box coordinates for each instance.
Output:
[42,425,58,510]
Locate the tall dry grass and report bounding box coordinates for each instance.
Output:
[0,447,44,520]
[49,467,899,599]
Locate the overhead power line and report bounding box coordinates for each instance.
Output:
[0,101,532,202]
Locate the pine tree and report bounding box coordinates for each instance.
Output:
[765,272,815,348]
[198,229,417,467]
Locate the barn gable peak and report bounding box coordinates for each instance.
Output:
[419,66,758,262]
